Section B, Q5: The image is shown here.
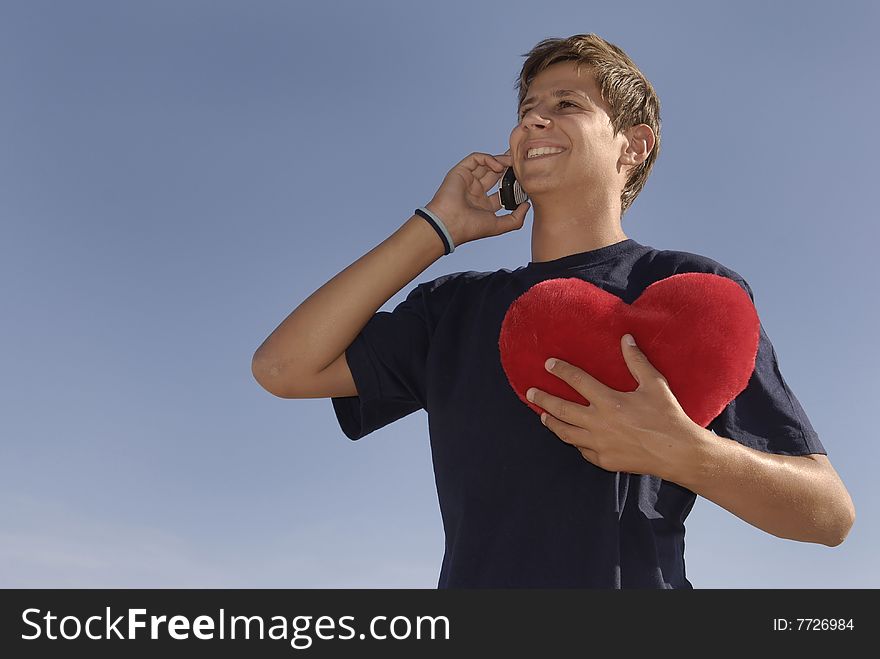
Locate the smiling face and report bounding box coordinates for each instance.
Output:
[509,60,632,200]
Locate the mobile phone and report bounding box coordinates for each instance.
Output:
[499,166,529,211]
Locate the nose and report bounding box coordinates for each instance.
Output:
[518,110,551,134]
[511,109,550,153]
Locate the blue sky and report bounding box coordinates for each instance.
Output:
[1,0,877,588]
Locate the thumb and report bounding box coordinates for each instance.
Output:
[496,201,530,233]
[621,333,663,388]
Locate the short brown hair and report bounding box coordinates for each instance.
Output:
[515,34,661,217]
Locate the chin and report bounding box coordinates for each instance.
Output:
[520,180,559,197]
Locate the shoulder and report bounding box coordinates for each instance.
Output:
[635,246,754,299]
[415,267,507,295]
[400,268,503,312]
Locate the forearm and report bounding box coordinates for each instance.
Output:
[253,214,444,382]
[668,426,854,547]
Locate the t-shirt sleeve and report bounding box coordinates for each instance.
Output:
[330,277,444,441]
[706,277,826,456]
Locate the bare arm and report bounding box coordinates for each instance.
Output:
[251,214,445,398]
[674,429,856,547]
[527,339,855,548]
[251,150,529,399]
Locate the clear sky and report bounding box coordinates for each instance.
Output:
[1,0,877,588]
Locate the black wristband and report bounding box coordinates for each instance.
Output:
[414,207,455,255]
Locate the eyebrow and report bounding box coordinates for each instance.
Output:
[518,89,590,112]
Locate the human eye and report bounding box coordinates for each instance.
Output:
[518,99,579,121]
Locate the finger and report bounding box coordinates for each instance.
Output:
[475,188,502,213]
[492,201,529,233]
[545,358,613,406]
[513,199,530,220]
[458,154,500,183]
[541,412,593,450]
[491,153,510,168]
[493,152,512,167]
[471,179,502,212]
[577,446,601,467]
[620,334,664,390]
[484,188,502,213]
[527,387,590,428]
[468,173,495,201]
[470,163,491,181]
[477,165,503,191]
[470,152,506,173]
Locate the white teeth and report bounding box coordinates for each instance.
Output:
[527,146,565,159]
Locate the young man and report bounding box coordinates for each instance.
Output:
[252,34,855,588]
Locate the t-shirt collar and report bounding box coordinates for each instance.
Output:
[523,238,643,274]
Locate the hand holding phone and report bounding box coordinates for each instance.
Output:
[499,165,529,211]
[424,151,531,249]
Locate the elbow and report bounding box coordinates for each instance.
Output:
[251,351,288,398]
[251,352,272,393]
[822,497,856,548]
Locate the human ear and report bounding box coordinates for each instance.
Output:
[621,124,655,169]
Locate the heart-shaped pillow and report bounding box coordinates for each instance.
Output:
[498,273,760,427]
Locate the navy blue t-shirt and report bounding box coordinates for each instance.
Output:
[331,238,826,588]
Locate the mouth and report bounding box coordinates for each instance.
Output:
[524,150,566,162]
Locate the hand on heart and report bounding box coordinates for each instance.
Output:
[497,273,759,474]
[499,272,759,435]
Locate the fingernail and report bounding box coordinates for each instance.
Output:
[624,334,636,346]
[545,358,556,370]
[526,388,536,401]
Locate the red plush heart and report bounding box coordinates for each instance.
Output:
[498,273,760,427]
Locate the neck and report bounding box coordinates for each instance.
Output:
[529,192,628,263]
